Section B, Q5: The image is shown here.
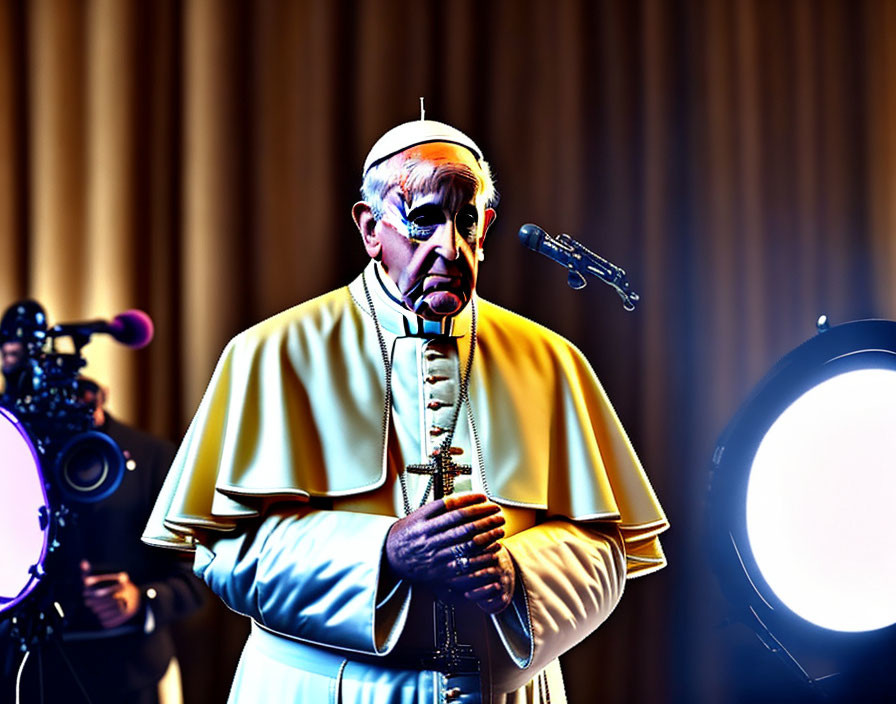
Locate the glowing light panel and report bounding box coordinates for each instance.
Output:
[0,408,48,613]
[746,369,896,632]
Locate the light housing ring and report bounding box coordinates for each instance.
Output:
[709,319,896,652]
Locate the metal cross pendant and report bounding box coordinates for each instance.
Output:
[406,445,472,501]
[406,445,480,676]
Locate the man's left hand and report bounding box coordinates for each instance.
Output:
[81,561,142,629]
[447,543,516,615]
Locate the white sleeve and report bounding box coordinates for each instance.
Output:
[193,508,412,655]
[489,520,626,692]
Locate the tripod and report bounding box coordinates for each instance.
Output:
[9,599,95,704]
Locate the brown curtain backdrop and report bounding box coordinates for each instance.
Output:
[2,1,895,702]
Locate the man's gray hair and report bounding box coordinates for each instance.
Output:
[361,152,499,221]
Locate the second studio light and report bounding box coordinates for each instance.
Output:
[709,317,896,697]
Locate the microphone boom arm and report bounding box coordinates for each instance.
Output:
[552,231,641,311]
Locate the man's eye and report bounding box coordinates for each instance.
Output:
[411,219,439,234]
[406,207,446,240]
[412,212,443,228]
[456,211,478,234]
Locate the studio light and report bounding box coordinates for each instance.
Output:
[0,407,48,616]
[709,317,896,697]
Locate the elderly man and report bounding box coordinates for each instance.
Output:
[144,119,668,703]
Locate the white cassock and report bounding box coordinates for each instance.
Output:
[143,261,669,703]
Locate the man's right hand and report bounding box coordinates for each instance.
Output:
[384,493,505,585]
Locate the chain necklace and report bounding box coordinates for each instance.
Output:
[361,271,478,516]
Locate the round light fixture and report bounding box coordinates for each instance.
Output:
[709,318,896,696]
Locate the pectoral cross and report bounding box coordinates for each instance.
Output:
[406,444,472,500]
[406,444,480,676]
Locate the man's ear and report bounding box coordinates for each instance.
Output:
[352,201,381,259]
[479,207,497,250]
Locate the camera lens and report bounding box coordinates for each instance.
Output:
[62,446,109,492]
[53,431,124,503]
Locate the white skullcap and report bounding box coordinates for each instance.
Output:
[363,119,483,174]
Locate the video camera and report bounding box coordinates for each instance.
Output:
[0,299,153,629]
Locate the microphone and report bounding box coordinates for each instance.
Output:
[518,223,579,269]
[518,223,640,310]
[49,310,155,349]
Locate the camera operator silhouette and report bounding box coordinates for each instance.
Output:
[0,299,48,405]
[0,300,205,704]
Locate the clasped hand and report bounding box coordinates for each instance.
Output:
[385,493,516,614]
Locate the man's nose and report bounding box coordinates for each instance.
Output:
[430,221,459,261]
